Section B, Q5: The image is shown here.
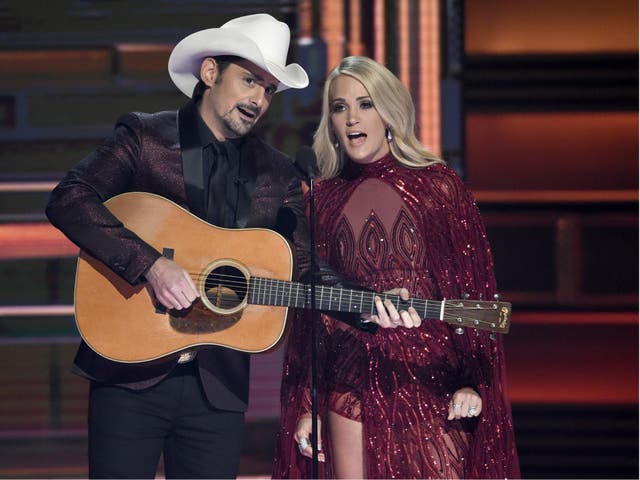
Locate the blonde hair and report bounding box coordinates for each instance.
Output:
[313,56,444,179]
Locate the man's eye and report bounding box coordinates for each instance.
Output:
[245,77,256,86]
[265,86,277,95]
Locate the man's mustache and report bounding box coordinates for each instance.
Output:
[236,103,260,118]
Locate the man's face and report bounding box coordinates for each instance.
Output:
[199,58,279,140]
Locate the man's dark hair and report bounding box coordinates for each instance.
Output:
[191,55,243,99]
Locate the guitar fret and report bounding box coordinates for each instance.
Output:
[262,278,269,305]
[271,279,276,306]
[263,278,268,305]
[276,279,281,306]
[282,280,288,306]
[261,278,267,305]
[254,278,261,305]
[268,278,275,305]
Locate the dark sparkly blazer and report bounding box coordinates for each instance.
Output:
[46,100,317,412]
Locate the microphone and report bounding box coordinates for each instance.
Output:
[293,146,319,181]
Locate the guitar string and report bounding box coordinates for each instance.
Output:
[187,292,501,329]
[189,271,502,308]
[186,272,505,312]
[183,272,505,329]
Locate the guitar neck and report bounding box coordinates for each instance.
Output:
[248,277,442,319]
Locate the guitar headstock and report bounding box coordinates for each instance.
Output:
[442,299,511,334]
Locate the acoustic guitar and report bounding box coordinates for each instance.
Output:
[74,192,511,363]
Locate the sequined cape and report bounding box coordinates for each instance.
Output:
[272,154,520,479]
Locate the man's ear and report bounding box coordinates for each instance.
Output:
[200,57,218,87]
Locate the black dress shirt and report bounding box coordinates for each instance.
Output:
[195,111,247,228]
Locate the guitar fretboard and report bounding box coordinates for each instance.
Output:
[248,277,443,319]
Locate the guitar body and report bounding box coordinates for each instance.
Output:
[74,192,293,363]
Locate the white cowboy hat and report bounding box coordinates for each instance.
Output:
[168,13,309,97]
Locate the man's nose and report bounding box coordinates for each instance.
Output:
[250,87,267,108]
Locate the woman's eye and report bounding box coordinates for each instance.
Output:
[331,103,346,113]
[361,101,374,109]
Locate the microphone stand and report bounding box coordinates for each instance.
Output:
[293,147,319,476]
[307,172,320,478]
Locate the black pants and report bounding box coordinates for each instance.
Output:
[88,360,244,479]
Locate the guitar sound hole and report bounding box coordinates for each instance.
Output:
[204,265,248,312]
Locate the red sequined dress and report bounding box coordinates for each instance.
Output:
[273,154,520,479]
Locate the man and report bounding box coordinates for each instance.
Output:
[47,13,420,479]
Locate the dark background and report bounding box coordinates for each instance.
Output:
[0,1,637,478]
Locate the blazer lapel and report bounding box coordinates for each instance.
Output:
[235,138,258,228]
[178,101,206,219]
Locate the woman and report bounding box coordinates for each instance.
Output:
[273,56,520,479]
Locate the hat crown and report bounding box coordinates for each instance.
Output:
[221,14,290,68]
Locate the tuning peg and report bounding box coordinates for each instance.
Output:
[455,327,464,335]
[494,293,501,301]
[462,292,470,299]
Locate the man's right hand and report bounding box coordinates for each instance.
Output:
[144,256,199,310]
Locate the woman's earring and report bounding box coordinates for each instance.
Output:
[386,127,393,143]
[334,140,340,149]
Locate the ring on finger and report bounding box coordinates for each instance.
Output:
[298,437,309,452]
[469,406,478,415]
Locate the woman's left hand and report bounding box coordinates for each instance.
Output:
[447,387,482,420]
[362,287,422,328]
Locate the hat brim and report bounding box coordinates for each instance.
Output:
[168,28,309,98]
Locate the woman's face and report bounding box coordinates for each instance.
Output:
[328,74,390,165]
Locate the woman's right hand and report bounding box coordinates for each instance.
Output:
[294,414,325,462]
